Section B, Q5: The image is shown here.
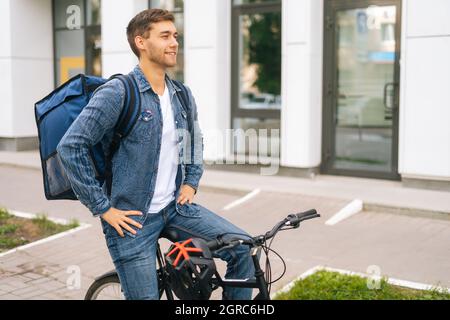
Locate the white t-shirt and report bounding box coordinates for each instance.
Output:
[148,83,178,213]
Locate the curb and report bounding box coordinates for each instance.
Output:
[364,203,450,220]
[0,162,41,171]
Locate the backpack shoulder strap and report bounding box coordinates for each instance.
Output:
[104,74,141,197]
[172,80,192,131]
[110,74,141,138]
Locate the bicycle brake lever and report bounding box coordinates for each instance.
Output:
[285,221,300,228]
[286,215,301,228]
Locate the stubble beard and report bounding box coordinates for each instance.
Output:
[147,47,176,69]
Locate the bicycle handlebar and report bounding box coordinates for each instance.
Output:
[206,209,320,251]
[290,209,320,223]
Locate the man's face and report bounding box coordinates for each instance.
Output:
[137,20,178,68]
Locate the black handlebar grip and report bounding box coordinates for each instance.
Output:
[295,209,320,221]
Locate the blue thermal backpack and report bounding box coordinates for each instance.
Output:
[34,74,140,200]
[35,73,192,201]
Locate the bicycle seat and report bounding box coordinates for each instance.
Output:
[160,228,180,243]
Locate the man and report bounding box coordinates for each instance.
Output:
[57,9,255,300]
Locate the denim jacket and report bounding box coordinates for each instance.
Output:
[57,65,204,218]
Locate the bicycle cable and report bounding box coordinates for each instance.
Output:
[263,238,272,293]
[262,227,293,293]
[265,245,287,284]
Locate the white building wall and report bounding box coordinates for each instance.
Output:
[184,0,231,162]
[0,0,53,138]
[399,0,450,180]
[281,0,323,169]
[0,0,13,137]
[0,0,448,184]
[101,0,147,77]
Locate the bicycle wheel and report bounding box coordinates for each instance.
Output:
[85,269,169,300]
[85,273,123,300]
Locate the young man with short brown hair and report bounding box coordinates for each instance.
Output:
[57,9,255,300]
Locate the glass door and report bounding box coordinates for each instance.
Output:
[322,0,402,180]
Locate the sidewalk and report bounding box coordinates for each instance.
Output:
[1,150,449,215]
[201,169,450,216]
[0,150,449,300]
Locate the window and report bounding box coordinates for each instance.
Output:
[53,0,102,86]
[381,23,395,44]
[149,0,185,82]
[232,0,282,158]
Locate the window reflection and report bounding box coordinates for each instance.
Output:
[233,118,280,157]
[238,12,282,111]
[334,6,397,172]
[53,0,102,86]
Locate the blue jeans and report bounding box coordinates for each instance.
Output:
[101,200,255,300]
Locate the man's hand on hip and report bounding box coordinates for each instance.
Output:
[101,207,143,238]
[177,184,196,205]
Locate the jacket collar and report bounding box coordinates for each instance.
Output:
[132,64,182,96]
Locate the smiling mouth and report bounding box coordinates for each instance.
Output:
[166,52,177,56]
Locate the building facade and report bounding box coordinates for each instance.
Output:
[0,0,449,190]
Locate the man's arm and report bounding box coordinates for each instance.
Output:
[56,79,125,217]
[183,86,204,194]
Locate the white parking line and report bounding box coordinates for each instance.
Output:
[222,188,261,211]
[0,209,91,258]
[325,199,363,226]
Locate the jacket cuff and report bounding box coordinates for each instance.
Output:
[90,198,112,218]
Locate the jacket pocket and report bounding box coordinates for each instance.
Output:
[127,111,155,142]
[175,202,201,218]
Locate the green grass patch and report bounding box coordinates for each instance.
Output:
[0,208,12,222]
[31,214,80,237]
[274,270,450,300]
[0,224,19,235]
[0,207,80,253]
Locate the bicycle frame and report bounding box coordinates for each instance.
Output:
[87,209,319,300]
[156,242,175,300]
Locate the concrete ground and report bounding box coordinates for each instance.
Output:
[0,151,449,300]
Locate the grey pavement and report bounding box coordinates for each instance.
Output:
[0,151,449,300]
[1,150,448,214]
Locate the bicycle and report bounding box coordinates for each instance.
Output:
[85,209,320,300]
